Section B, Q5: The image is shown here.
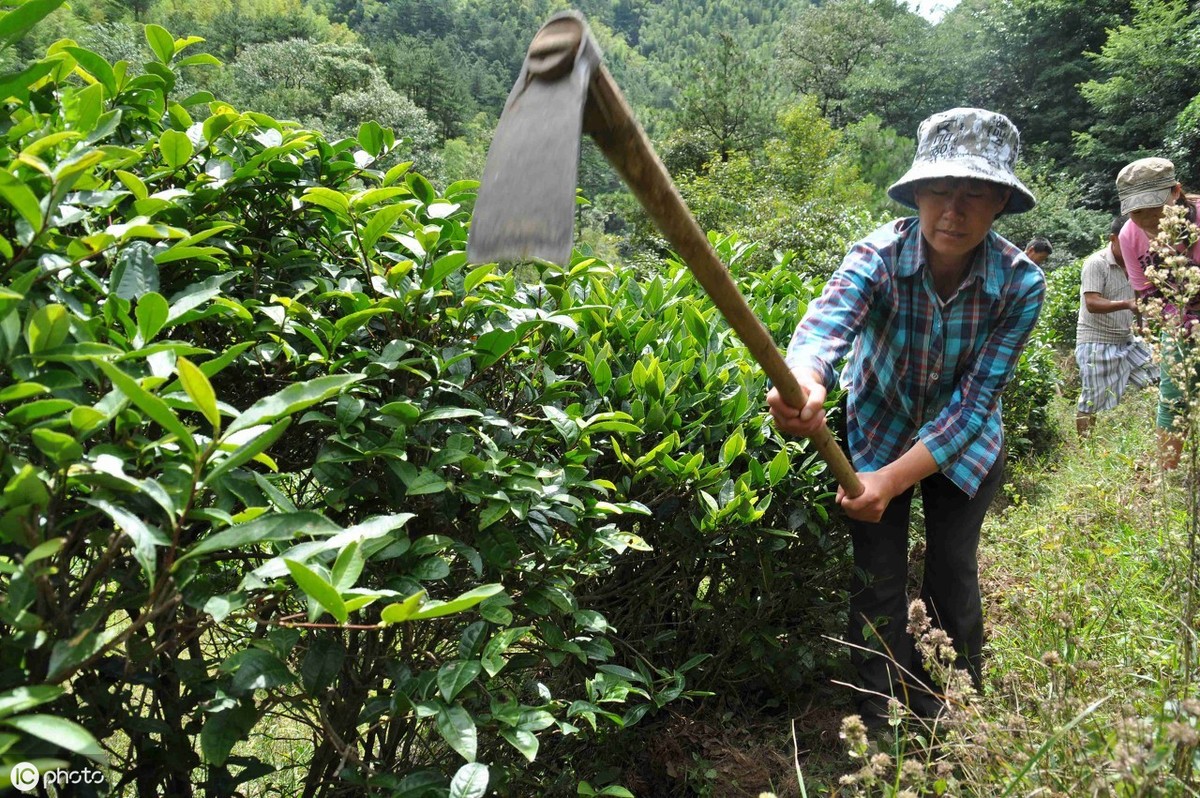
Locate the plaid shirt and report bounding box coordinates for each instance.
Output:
[786,218,1045,497]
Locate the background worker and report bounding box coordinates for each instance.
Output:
[1116,157,1200,469]
[1024,237,1053,266]
[1075,215,1157,437]
[767,108,1045,724]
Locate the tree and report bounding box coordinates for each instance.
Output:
[929,0,1128,170]
[776,0,908,127]
[379,36,474,140]
[839,114,914,216]
[993,161,1110,264]
[155,0,346,59]
[228,39,442,175]
[1077,0,1200,198]
[673,97,877,272]
[671,31,776,164]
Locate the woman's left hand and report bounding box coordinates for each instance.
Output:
[836,470,899,523]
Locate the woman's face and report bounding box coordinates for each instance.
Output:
[913,178,1010,268]
[1129,205,1165,235]
[1129,184,1183,235]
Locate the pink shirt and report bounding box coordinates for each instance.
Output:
[1119,199,1200,322]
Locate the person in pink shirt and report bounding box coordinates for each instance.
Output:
[1116,157,1200,469]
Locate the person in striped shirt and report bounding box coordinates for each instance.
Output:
[767,107,1046,727]
[1074,215,1156,438]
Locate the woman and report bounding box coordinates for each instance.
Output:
[1116,157,1200,470]
[767,107,1045,725]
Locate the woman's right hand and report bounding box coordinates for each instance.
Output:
[766,370,827,438]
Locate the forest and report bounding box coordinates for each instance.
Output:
[0,0,1198,795]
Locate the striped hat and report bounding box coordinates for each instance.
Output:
[1116,157,1179,215]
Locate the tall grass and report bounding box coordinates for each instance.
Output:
[782,387,1200,796]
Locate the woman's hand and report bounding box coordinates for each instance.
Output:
[836,470,899,523]
[766,370,827,438]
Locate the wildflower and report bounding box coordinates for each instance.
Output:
[838,773,859,787]
[922,627,956,663]
[869,751,893,776]
[840,714,868,751]
[1041,650,1062,668]
[1166,721,1200,746]
[942,666,976,701]
[900,758,925,782]
[907,599,930,635]
[897,790,918,798]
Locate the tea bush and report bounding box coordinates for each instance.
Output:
[0,13,849,796]
[1002,332,1063,457]
[1040,256,1084,345]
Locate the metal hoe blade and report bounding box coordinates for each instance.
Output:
[467,14,600,265]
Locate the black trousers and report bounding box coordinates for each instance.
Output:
[845,450,1005,715]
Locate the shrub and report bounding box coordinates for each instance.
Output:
[0,18,846,796]
[1002,332,1064,458]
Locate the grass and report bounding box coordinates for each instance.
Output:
[754,386,1200,796]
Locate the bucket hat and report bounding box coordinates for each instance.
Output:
[1116,157,1179,215]
[887,107,1036,214]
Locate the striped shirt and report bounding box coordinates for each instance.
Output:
[786,218,1045,497]
[1076,245,1136,345]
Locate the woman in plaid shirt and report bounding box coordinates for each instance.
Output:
[768,108,1046,727]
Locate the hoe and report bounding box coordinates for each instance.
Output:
[467,11,862,497]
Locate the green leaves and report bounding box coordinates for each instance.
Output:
[0,169,43,229]
[381,585,504,624]
[111,241,160,299]
[135,292,169,343]
[285,559,347,623]
[177,356,219,430]
[300,187,350,220]
[436,705,477,762]
[63,46,117,97]
[226,374,364,435]
[87,498,169,582]
[32,428,82,465]
[94,359,196,452]
[360,203,410,252]
[25,304,69,355]
[3,714,103,761]
[221,649,294,694]
[158,129,194,169]
[449,763,489,798]
[0,0,66,52]
[0,685,64,719]
[145,24,176,65]
[199,701,256,767]
[178,511,337,564]
[437,661,482,702]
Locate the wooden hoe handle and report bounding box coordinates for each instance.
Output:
[584,67,864,499]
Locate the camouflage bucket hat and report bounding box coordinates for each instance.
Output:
[1116,157,1178,215]
[887,107,1036,214]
